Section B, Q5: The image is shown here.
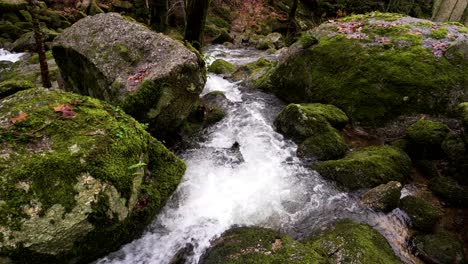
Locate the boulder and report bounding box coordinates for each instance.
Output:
[306,219,402,264]
[297,128,348,161]
[429,176,468,207]
[399,196,440,232]
[201,227,326,264]
[261,13,468,126]
[0,88,185,263]
[208,59,236,75]
[313,145,411,189]
[52,13,206,139]
[275,103,348,161]
[231,57,275,86]
[414,231,466,264]
[361,181,402,212]
[406,120,450,146]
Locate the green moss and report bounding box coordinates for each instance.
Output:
[313,145,411,189]
[298,128,348,161]
[0,88,185,262]
[298,103,349,129]
[0,80,34,99]
[414,231,466,264]
[267,17,466,127]
[306,219,401,264]
[208,59,236,75]
[429,176,468,207]
[204,106,225,126]
[399,196,440,232]
[202,227,325,264]
[458,27,468,34]
[406,120,450,146]
[430,26,449,39]
[27,51,54,64]
[361,181,402,212]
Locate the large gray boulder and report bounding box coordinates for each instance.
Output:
[52,13,206,139]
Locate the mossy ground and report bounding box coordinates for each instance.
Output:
[0,88,185,262]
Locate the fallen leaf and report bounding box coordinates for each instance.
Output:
[53,104,76,118]
[10,113,28,124]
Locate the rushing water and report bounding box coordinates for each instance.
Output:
[0,48,25,63]
[97,45,419,264]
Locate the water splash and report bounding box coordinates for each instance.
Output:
[0,49,25,63]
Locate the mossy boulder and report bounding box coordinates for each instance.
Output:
[208,59,236,75]
[0,88,185,263]
[262,13,468,127]
[256,32,285,50]
[313,145,412,189]
[414,231,466,264]
[306,219,402,264]
[361,181,402,212]
[275,103,348,161]
[231,57,275,86]
[297,129,348,161]
[274,103,347,141]
[201,227,326,264]
[399,196,440,232]
[52,13,206,140]
[0,79,34,99]
[429,176,468,207]
[406,120,450,146]
[0,0,27,12]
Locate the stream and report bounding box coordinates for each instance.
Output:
[94,45,419,264]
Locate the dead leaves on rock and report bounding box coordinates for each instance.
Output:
[53,104,76,119]
[9,113,28,124]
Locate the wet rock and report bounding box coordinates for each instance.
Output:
[306,219,402,264]
[231,57,274,86]
[414,231,466,264]
[0,88,185,263]
[297,128,348,161]
[52,13,206,140]
[399,196,441,232]
[256,32,285,50]
[262,13,468,127]
[429,176,468,207]
[313,145,411,189]
[361,181,402,212]
[201,90,228,109]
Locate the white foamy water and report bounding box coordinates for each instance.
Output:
[97,46,419,264]
[0,48,25,63]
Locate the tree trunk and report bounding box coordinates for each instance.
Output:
[151,0,168,32]
[28,0,51,88]
[287,0,299,37]
[184,0,210,51]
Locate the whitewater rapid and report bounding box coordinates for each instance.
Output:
[0,48,24,63]
[97,45,418,264]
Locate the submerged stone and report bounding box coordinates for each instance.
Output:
[0,88,185,263]
[52,13,206,139]
[262,12,468,127]
[313,145,411,189]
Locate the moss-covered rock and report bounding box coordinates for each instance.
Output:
[313,145,411,189]
[0,88,185,263]
[399,196,440,232]
[297,128,348,161]
[414,231,466,264]
[406,120,450,146]
[262,13,468,127]
[52,13,206,140]
[208,59,236,75]
[201,226,326,264]
[306,219,402,264]
[231,57,275,87]
[429,176,468,207]
[0,0,27,12]
[0,79,34,99]
[361,181,402,212]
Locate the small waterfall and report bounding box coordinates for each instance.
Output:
[0,49,25,63]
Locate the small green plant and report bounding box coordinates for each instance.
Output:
[128,162,147,176]
[430,27,449,39]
